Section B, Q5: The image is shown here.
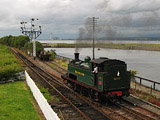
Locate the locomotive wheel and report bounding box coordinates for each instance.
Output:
[99,96,106,103]
[81,87,89,96]
[69,82,74,89]
[88,90,96,100]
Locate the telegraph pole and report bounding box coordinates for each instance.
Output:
[88,17,98,59]
[20,18,42,60]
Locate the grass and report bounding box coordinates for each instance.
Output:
[37,84,59,102]
[97,43,160,51]
[130,88,160,107]
[49,63,57,68]
[54,59,68,68]
[0,81,41,120]
[39,86,53,101]
[49,42,160,51]
[50,43,75,47]
[0,44,23,81]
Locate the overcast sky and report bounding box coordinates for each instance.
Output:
[0,0,160,39]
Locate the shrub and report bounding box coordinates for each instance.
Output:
[24,41,44,53]
[128,70,137,76]
[48,50,56,60]
[0,35,29,48]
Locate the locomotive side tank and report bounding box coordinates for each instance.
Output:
[61,53,131,101]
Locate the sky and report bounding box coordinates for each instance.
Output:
[0,0,160,39]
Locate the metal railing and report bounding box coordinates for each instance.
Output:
[133,76,160,92]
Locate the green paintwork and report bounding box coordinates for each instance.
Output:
[98,73,103,90]
[68,64,94,86]
[84,56,91,63]
[67,58,130,92]
[103,72,130,91]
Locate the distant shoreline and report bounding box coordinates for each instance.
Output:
[39,39,160,44]
[42,43,160,51]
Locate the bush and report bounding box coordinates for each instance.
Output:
[48,50,56,60]
[24,41,44,53]
[0,35,29,48]
[128,70,137,76]
[0,35,44,56]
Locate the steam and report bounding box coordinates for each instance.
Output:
[75,19,94,53]
[75,27,86,53]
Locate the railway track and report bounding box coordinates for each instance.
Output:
[11,48,160,120]
[106,98,160,120]
[43,61,67,75]
[11,48,112,120]
[121,98,160,120]
[43,58,160,120]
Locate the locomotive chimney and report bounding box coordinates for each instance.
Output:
[74,53,79,61]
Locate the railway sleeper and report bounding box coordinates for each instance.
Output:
[74,103,89,108]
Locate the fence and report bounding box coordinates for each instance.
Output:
[133,76,160,93]
[25,71,60,120]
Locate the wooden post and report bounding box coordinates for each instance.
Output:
[153,83,155,90]
[150,85,152,95]
[140,78,142,85]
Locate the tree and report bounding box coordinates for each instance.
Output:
[24,41,44,53]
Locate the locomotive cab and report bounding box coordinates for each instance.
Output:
[90,58,130,97]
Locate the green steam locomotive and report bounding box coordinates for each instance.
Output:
[61,53,131,101]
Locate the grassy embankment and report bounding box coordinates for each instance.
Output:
[0,44,23,81]
[50,43,75,48]
[0,81,42,120]
[130,89,160,106]
[50,43,160,51]
[97,43,160,51]
[130,83,160,106]
[0,44,43,120]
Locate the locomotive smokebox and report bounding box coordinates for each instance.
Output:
[74,53,79,61]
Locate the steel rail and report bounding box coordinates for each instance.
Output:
[11,48,91,120]
[11,48,111,120]
[37,52,160,120]
[114,99,160,120]
[43,55,160,120]
[13,47,160,120]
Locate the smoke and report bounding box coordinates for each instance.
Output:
[75,19,94,53]
[75,27,86,53]
[76,19,94,40]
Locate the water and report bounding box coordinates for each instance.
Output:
[45,47,160,84]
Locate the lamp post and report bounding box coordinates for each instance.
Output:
[20,18,42,60]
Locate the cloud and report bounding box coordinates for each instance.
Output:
[95,0,160,38]
[0,0,160,39]
[100,0,160,14]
